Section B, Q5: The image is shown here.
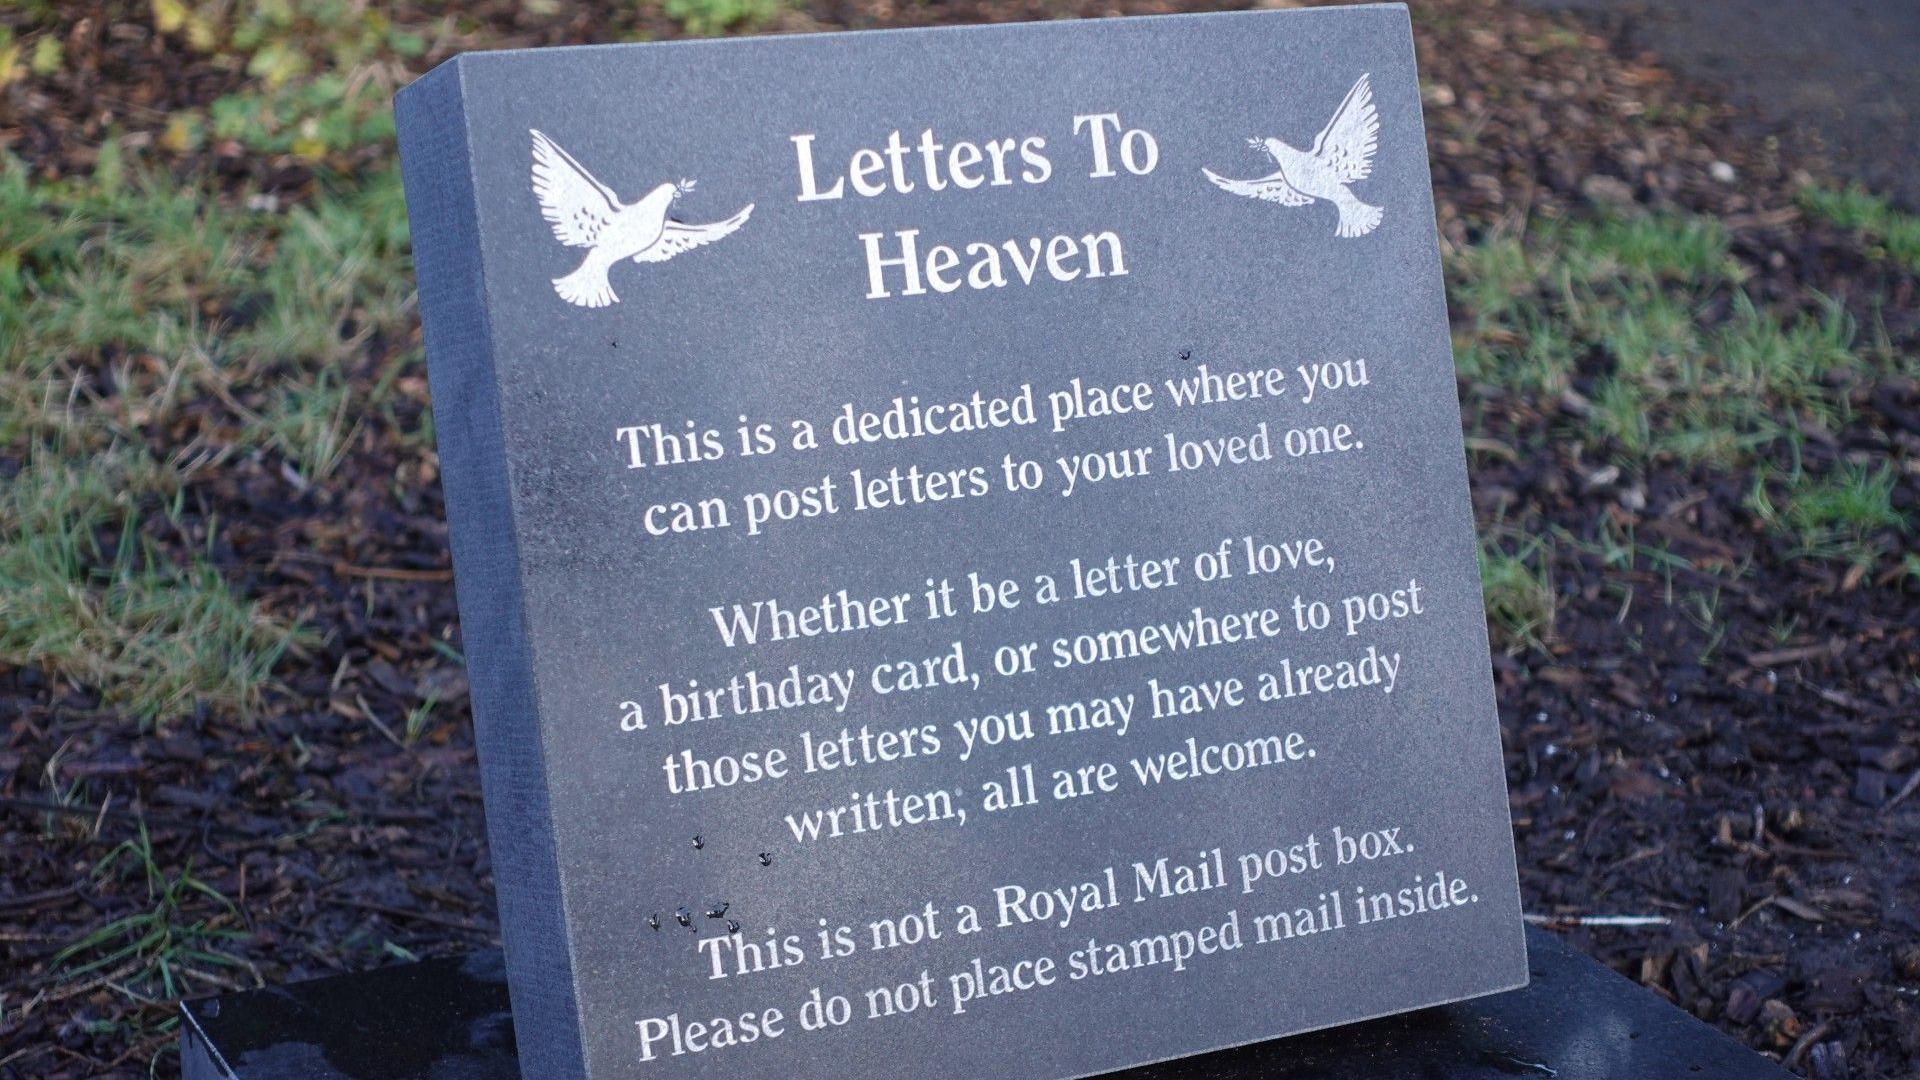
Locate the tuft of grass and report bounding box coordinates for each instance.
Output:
[1750,462,1909,566]
[0,161,257,384]
[1479,531,1557,653]
[263,366,359,484]
[1572,284,1700,380]
[1799,184,1920,273]
[1448,205,1908,568]
[1449,215,1740,406]
[54,824,252,1001]
[230,171,413,365]
[0,448,306,721]
[1449,235,1533,331]
[1553,214,1739,286]
[1451,203,1904,572]
[1713,295,1858,427]
[664,0,788,36]
[0,158,412,722]
[1590,374,1650,455]
[404,692,442,747]
[1684,586,1729,665]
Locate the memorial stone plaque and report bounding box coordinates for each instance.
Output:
[395,6,1527,1077]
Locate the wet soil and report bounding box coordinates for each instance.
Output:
[1527,0,1920,209]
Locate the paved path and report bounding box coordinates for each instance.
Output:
[1528,0,1920,208]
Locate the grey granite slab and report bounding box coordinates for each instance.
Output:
[394,7,1527,1077]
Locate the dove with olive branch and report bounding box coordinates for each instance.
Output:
[530,130,753,309]
[1202,73,1384,238]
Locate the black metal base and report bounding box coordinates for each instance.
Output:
[180,927,1787,1079]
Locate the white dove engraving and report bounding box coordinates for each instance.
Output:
[530,130,754,308]
[1202,73,1383,238]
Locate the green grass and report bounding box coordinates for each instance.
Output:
[1448,209,1909,574]
[0,164,256,386]
[1554,214,1739,285]
[1479,531,1557,653]
[403,691,442,747]
[0,446,305,720]
[664,0,789,36]
[1749,461,1908,566]
[1451,214,1744,413]
[0,156,413,722]
[1799,184,1920,273]
[1,3,423,727]
[53,824,251,1001]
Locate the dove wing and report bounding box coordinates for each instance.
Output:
[1202,167,1313,206]
[631,204,755,264]
[1308,74,1380,183]
[531,130,622,249]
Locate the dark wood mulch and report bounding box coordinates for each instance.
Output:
[0,1,1914,1077]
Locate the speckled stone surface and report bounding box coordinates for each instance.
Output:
[394,7,1532,1077]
